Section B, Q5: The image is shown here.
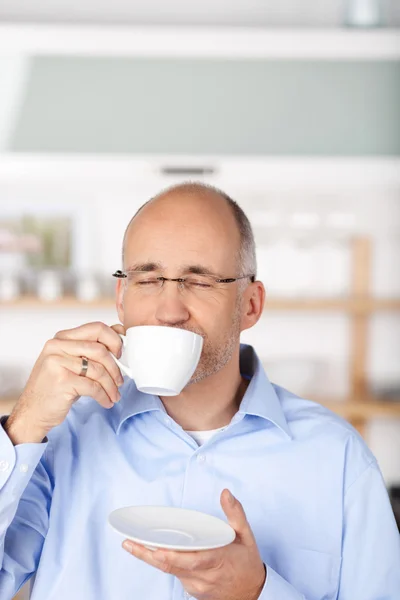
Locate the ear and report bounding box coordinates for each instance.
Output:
[240,281,265,333]
[116,278,125,324]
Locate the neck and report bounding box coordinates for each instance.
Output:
[160,345,249,431]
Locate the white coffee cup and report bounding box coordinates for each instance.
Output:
[111,326,203,396]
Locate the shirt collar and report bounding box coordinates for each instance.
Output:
[238,344,292,440]
[111,379,167,434]
[112,343,292,440]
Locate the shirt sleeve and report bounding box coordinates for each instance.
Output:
[258,565,306,599]
[337,460,400,599]
[259,459,400,600]
[0,417,52,597]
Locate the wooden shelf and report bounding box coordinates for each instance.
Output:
[2,296,400,312]
[0,398,19,414]
[265,298,400,313]
[0,296,116,309]
[318,399,400,420]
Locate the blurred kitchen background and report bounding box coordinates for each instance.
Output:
[0,1,400,596]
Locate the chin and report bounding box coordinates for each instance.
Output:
[188,362,225,386]
[187,364,212,385]
[187,372,207,386]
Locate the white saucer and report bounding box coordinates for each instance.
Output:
[108,505,236,551]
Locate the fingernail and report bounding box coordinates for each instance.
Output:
[122,541,133,552]
[227,490,235,505]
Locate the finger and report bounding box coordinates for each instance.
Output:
[149,548,224,573]
[57,354,121,404]
[122,541,224,585]
[43,338,124,388]
[220,489,255,547]
[111,323,125,336]
[65,369,114,409]
[54,322,122,358]
[121,541,188,577]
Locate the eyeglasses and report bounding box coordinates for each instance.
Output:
[112,270,255,296]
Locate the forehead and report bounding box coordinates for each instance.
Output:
[124,193,241,272]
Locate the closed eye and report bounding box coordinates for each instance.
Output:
[190,282,212,288]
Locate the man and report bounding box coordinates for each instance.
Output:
[0,182,399,600]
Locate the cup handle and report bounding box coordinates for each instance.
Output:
[110,334,134,379]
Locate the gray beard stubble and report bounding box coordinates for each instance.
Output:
[188,298,243,385]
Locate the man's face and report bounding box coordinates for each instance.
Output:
[117,192,248,385]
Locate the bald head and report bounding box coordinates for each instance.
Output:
[122,182,257,277]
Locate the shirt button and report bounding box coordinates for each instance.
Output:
[20,464,29,474]
[184,592,191,600]
[197,454,206,464]
[0,460,9,472]
[164,417,172,426]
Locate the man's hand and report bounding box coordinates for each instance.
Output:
[5,322,124,445]
[122,489,266,600]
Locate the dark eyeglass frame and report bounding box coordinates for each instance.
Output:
[112,270,255,285]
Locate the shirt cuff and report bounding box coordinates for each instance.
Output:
[258,565,306,600]
[0,415,48,444]
[0,416,48,492]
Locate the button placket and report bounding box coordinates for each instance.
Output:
[0,460,10,472]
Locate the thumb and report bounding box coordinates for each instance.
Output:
[111,323,125,335]
[220,489,255,546]
[110,324,125,358]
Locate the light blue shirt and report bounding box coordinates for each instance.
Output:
[0,344,399,600]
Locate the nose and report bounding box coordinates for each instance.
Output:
[154,281,190,326]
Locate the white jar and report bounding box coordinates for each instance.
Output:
[0,273,20,301]
[76,276,100,302]
[37,269,62,301]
